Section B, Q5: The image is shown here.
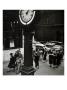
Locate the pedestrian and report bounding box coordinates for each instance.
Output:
[42,48,44,58]
[43,51,47,62]
[34,49,40,69]
[56,50,61,67]
[49,51,53,67]
[8,53,15,71]
[52,51,57,68]
[15,49,23,74]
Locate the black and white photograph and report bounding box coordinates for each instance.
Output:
[3,10,64,75]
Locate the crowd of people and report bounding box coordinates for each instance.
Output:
[8,47,64,74]
[33,47,64,69]
[8,49,24,74]
[48,49,63,68]
[33,48,48,69]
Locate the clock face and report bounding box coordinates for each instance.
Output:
[19,10,35,25]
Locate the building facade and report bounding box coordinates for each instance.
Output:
[3,10,64,50]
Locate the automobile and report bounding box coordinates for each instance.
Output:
[33,40,64,54]
[32,41,45,53]
[43,41,63,51]
[52,45,62,50]
[51,41,63,51]
[43,42,56,51]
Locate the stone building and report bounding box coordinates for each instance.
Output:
[3,10,64,50]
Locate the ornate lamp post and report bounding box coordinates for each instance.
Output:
[19,10,36,75]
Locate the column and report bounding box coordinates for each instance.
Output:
[21,30,35,75]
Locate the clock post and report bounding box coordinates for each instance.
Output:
[19,10,36,75]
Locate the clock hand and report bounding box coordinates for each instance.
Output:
[26,10,29,15]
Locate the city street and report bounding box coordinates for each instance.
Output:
[3,10,64,75]
[3,60,64,75]
[35,60,64,75]
[3,49,64,75]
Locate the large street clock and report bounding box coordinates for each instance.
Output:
[19,10,35,25]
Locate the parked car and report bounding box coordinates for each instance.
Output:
[43,41,64,52]
[32,41,45,53]
[43,42,55,51]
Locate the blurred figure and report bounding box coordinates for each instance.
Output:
[15,49,23,74]
[14,49,21,62]
[43,50,47,62]
[60,50,63,61]
[42,48,44,57]
[49,51,53,67]
[39,49,43,61]
[52,50,57,68]
[32,50,35,61]
[56,50,61,67]
[34,49,40,69]
[8,53,15,71]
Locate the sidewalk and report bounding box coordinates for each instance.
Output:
[34,60,64,75]
[3,49,64,75]
[3,60,64,75]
